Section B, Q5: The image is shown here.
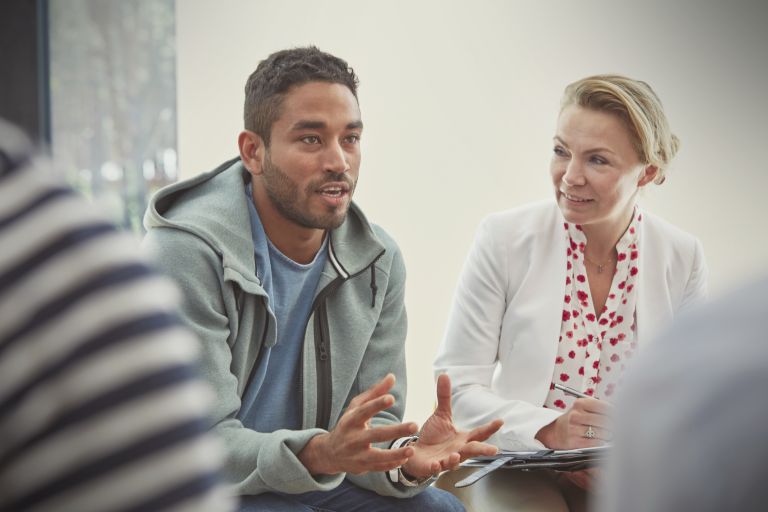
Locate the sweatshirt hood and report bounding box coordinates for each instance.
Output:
[143,157,386,285]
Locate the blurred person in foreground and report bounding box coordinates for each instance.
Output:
[600,276,768,512]
[0,119,234,511]
[142,46,501,511]
[434,74,707,511]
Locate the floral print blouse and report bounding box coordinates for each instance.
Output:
[544,210,643,409]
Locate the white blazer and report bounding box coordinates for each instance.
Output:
[434,201,708,450]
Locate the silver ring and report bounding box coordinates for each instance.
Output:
[584,425,596,439]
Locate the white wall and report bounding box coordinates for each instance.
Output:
[176,0,768,424]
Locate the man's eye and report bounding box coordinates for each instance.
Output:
[344,135,360,144]
[301,136,321,144]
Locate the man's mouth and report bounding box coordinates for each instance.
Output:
[317,182,350,198]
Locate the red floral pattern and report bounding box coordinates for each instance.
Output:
[545,209,642,408]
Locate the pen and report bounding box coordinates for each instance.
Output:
[554,383,593,399]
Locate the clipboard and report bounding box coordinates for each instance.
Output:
[455,445,610,488]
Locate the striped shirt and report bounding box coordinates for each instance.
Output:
[0,120,235,512]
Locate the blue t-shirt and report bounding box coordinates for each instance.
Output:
[237,184,328,432]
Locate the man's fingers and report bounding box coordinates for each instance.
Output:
[348,373,396,409]
[466,419,504,442]
[367,459,411,473]
[365,422,419,444]
[434,373,453,417]
[439,453,462,472]
[458,440,498,459]
[405,458,442,479]
[347,448,412,474]
[440,452,461,469]
[362,446,413,466]
[348,393,396,426]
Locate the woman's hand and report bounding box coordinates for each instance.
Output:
[535,397,612,449]
[560,468,601,493]
[536,398,612,493]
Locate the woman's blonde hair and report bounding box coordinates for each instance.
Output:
[561,74,679,184]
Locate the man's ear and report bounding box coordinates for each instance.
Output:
[238,130,265,176]
[637,164,659,187]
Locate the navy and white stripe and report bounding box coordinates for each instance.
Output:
[0,121,234,512]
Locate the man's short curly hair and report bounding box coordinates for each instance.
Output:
[243,46,359,146]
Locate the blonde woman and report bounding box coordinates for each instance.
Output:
[434,75,708,511]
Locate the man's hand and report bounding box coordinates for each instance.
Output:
[535,397,612,450]
[401,374,504,479]
[297,373,419,475]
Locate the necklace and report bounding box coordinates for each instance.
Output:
[584,254,613,274]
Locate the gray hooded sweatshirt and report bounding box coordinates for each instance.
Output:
[142,158,424,498]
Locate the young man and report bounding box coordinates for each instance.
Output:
[143,47,501,511]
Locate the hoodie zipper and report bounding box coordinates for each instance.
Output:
[239,238,386,431]
[310,249,385,430]
[311,278,342,429]
[241,294,272,395]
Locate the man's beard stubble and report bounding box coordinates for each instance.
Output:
[260,155,355,230]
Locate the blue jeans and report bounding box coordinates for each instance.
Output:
[239,479,465,511]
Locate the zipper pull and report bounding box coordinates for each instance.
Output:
[370,265,378,308]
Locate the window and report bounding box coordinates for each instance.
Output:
[48,0,176,232]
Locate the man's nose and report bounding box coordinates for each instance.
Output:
[323,141,350,174]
